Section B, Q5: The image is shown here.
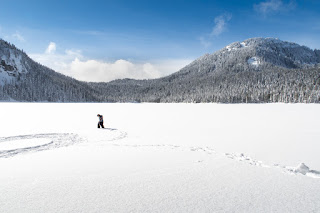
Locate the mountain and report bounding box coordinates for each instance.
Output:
[1,37,320,103]
[0,39,102,102]
[95,38,320,103]
[174,37,320,76]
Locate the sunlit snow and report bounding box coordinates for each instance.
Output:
[0,103,320,212]
[248,56,261,67]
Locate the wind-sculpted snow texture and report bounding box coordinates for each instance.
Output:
[1,38,320,103]
[0,103,320,212]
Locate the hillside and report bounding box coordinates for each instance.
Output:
[1,38,320,103]
[0,39,102,102]
[95,38,320,103]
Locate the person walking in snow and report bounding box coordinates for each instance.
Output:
[97,114,104,128]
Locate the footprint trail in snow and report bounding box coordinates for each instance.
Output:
[224,152,320,179]
[106,139,320,179]
[1,129,319,179]
[0,133,84,158]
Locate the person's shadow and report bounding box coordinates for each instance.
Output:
[102,128,117,131]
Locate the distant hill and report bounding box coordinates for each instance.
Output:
[1,38,320,103]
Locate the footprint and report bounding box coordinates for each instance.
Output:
[190,146,214,154]
[284,163,320,178]
[224,153,269,168]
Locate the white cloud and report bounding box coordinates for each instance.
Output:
[45,42,56,54]
[30,43,192,82]
[0,29,26,43]
[69,58,163,82]
[199,13,232,48]
[71,58,192,82]
[12,32,25,42]
[30,49,80,75]
[254,0,296,16]
[211,14,232,36]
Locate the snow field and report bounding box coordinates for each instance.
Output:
[248,57,261,67]
[0,138,52,151]
[0,103,320,212]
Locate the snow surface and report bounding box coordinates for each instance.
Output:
[8,50,26,73]
[240,42,247,47]
[0,138,52,151]
[225,44,239,51]
[0,70,13,86]
[248,57,261,67]
[0,103,320,212]
[224,41,248,52]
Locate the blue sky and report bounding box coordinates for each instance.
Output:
[0,0,320,82]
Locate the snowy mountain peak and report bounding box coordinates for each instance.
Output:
[180,37,320,77]
[223,38,283,52]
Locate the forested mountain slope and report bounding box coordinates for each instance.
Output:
[94,38,320,103]
[0,39,102,102]
[1,38,320,103]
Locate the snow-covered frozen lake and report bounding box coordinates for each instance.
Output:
[0,103,320,212]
